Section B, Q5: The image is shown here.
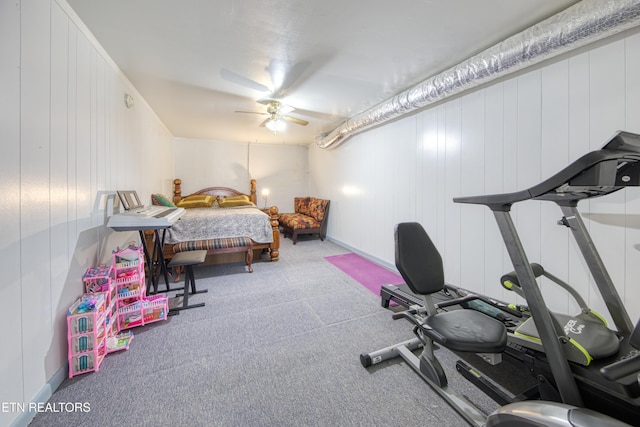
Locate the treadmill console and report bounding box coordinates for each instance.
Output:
[543,131,640,200]
[556,158,640,195]
[455,131,640,208]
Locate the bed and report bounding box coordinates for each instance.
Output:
[149,179,280,270]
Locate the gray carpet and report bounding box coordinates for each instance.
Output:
[30,236,499,426]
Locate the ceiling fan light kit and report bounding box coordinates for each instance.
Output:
[265,118,286,133]
[235,100,308,133]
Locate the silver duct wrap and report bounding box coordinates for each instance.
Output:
[316,0,640,149]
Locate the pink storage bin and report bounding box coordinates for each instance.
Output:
[118,295,168,329]
[118,301,143,329]
[112,245,144,275]
[142,295,169,324]
[67,293,108,378]
[68,343,106,377]
[67,293,107,334]
[107,330,134,353]
[83,265,113,293]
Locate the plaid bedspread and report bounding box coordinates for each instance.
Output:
[165,206,273,244]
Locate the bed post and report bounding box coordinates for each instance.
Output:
[249,179,257,205]
[173,179,182,204]
[267,205,280,262]
[251,179,279,261]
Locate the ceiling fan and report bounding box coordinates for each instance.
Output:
[221,60,311,131]
[221,59,311,101]
[235,100,309,132]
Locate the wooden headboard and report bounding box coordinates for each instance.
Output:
[172,179,258,205]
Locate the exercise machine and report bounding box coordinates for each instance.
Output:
[453,130,640,423]
[362,130,640,425]
[361,222,628,426]
[380,250,632,408]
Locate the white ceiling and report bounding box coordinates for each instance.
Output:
[66,0,580,145]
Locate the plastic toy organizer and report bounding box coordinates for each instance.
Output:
[115,270,145,308]
[67,293,108,377]
[82,264,133,352]
[113,246,145,311]
[113,244,146,311]
[83,265,119,339]
[68,244,168,377]
[118,295,169,329]
[112,244,168,329]
[83,265,113,293]
[106,331,134,352]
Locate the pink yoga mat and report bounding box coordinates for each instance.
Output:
[325,253,404,296]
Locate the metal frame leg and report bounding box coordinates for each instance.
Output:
[559,205,633,335]
[493,210,583,407]
[169,265,207,313]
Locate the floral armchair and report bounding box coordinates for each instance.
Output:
[279,197,330,244]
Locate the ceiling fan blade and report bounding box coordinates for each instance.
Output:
[271,60,311,98]
[278,104,295,115]
[234,110,268,116]
[283,115,309,126]
[220,68,269,92]
[258,118,269,128]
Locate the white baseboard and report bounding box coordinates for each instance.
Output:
[10,363,68,427]
[326,236,398,272]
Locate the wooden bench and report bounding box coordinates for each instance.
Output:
[171,237,254,280]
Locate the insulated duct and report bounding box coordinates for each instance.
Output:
[315,0,640,149]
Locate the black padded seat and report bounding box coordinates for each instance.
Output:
[168,249,207,268]
[424,309,507,353]
[394,222,507,355]
[167,250,208,313]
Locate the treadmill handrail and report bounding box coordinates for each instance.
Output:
[454,131,640,211]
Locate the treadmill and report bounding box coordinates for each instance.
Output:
[380,130,640,424]
[451,130,640,423]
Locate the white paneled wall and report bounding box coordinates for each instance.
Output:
[249,143,309,212]
[1,2,174,426]
[174,138,251,194]
[174,138,309,213]
[1,1,23,424]
[309,28,640,325]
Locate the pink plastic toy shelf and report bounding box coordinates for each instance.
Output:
[112,244,168,330]
[67,244,168,378]
[67,293,110,377]
[118,295,168,329]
